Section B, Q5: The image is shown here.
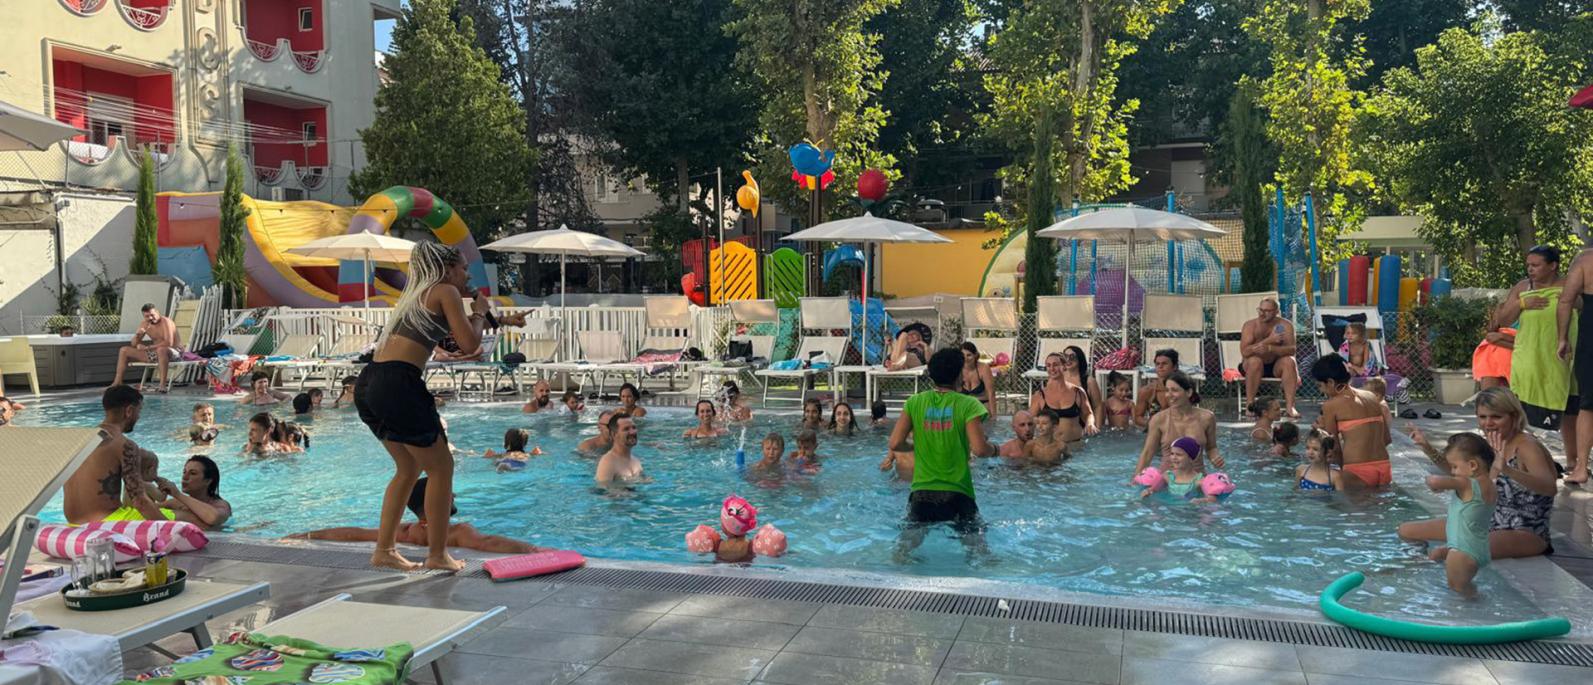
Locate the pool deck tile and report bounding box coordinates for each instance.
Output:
[782,625,954,665]
[1121,630,1303,671]
[408,653,589,685]
[458,626,629,664]
[506,604,665,638]
[807,604,967,639]
[756,651,940,685]
[932,673,1097,685]
[958,617,1126,654]
[540,585,687,613]
[1294,646,1499,684]
[941,641,1121,685]
[1481,658,1593,685]
[667,594,824,625]
[572,666,753,685]
[635,613,804,651]
[1120,657,1308,685]
[598,638,777,680]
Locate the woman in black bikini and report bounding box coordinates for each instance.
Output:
[958,342,997,418]
[1060,345,1104,415]
[1030,352,1097,443]
[354,242,488,572]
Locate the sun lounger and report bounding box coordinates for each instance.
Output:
[255,593,505,685]
[1217,291,1283,417]
[259,334,324,387]
[1137,294,1207,396]
[537,330,643,397]
[754,297,850,405]
[696,299,779,399]
[0,337,42,399]
[14,578,271,655]
[129,287,225,392]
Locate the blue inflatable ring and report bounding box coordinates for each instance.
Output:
[1320,572,1571,645]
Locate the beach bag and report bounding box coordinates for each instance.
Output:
[1096,347,1140,370]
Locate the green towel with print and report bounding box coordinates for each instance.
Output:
[119,633,413,685]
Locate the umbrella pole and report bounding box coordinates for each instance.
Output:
[560,253,567,309]
[861,243,868,364]
[1123,237,1132,349]
[362,249,371,310]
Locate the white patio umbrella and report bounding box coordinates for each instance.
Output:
[481,225,645,307]
[0,99,85,151]
[1037,206,1225,347]
[782,212,952,359]
[285,232,416,309]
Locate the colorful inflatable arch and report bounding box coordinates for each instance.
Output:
[340,186,490,304]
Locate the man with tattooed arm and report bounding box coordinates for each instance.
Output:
[63,385,169,523]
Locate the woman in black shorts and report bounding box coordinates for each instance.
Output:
[355,242,489,572]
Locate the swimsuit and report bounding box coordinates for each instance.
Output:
[960,376,986,398]
[1491,453,1554,552]
[1337,413,1392,486]
[1580,292,1593,411]
[389,307,452,347]
[1040,386,1086,426]
[1163,473,1200,499]
[1445,477,1493,567]
[1298,468,1335,492]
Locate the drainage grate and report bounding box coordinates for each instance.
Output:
[199,541,1593,668]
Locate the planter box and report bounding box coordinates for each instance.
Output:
[1433,368,1475,405]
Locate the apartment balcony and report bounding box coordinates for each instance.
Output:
[242,88,328,189]
[116,0,173,30]
[241,0,325,73]
[51,48,177,167]
[61,0,108,15]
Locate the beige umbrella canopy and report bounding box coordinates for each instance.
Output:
[0,99,85,151]
[481,225,646,307]
[285,232,418,308]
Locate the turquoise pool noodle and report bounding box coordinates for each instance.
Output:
[1320,572,1571,645]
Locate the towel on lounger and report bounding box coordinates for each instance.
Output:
[121,632,413,684]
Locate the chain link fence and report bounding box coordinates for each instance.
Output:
[18,314,121,334]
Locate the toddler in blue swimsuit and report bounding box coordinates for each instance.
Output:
[1425,433,1498,598]
[1295,429,1343,492]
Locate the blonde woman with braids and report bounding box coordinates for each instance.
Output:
[354,241,489,572]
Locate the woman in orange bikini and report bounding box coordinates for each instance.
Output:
[1313,353,1391,486]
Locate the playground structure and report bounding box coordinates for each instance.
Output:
[155,186,490,308]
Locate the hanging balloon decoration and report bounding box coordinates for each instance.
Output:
[856,168,888,207]
[735,170,760,217]
[788,142,836,190]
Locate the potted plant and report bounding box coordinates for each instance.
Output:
[1414,295,1495,404]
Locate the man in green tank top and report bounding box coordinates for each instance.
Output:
[889,347,994,563]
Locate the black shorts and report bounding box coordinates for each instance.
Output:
[354,360,444,447]
[1523,395,1579,431]
[906,490,982,534]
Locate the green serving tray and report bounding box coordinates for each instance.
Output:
[60,569,187,611]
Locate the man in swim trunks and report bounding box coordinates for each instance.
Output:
[577,409,617,454]
[111,304,180,390]
[595,414,644,485]
[998,410,1033,458]
[290,477,540,554]
[1558,245,1593,484]
[522,380,554,414]
[63,385,166,524]
[1239,298,1300,417]
[890,348,993,563]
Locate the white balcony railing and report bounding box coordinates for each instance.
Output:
[62,0,108,15]
[242,35,326,75]
[118,1,171,30]
[246,39,281,61]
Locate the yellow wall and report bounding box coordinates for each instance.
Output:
[880,228,1001,298]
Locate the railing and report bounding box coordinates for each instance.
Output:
[63,0,107,15]
[254,165,283,185]
[119,1,170,30]
[297,166,327,190]
[18,315,121,335]
[246,39,280,61]
[291,50,324,73]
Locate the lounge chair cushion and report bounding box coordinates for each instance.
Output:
[84,519,209,553]
[36,526,143,563]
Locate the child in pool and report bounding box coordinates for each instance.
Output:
[1249,398,1283,442]
[185,403,221,445]
[1420,432,1498,598]
[750,433,784,473]
[332,376,356,408]
[291,393,314,416]
[276,420,309,453]
[870,400,888,427]
[1024,410,1069,465]
[829,402,857,436]
[787,429,821,471]
[124,450,166,507]
[720,381,753,422]
[1103,372,1135,430]
[1270,421,1300,458]
[560,389,586,415]
[244,413,285,455]
[189,423,220,447]
[1363,377,1395,446]
[1142,437,1216,503]
[485,428,541,471]
[799,398,824,430]
[1296,429,1344,492]
[878,443,914,481]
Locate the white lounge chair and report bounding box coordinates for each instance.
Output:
[1217,291,1284,417]
[0,337,42,399]
[961,297,1020,406]
[755,297,851,405]
[695,299,779,399]
[639,295,699,389]
[129,287,224,392]
[261,334,324,388]
[1314,306,1399,410]
[255,594,505,685]
[537,330,644,398]
[1022,295,1095,394]
[1139,294,1207,395]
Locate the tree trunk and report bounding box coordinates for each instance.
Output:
[1068,1,1096,197]
[675,157,690,214]
[802,58,822,142]
[1516,212,1536,254]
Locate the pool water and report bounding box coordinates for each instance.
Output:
[23,396,1549,624]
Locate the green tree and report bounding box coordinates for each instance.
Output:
[1119,0,1270,149]
[728,0,900,218]
[349,0,533,239]
[1219,85,1276,292]
[215,145,249,309]
[130,148,157,276]
[555,0,756,211]
[1244,0,1373,265]
[1023,108,1058,312]
[868,0,977,188]
[1350,0,1472,86]
[1358,24,1593,287]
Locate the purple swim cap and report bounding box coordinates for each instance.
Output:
[1171,437,1202,461]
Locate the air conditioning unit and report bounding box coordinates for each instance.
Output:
[270,187,286,201]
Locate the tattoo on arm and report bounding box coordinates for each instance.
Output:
[120,441,146,499]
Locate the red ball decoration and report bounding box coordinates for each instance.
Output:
[857,169,888,202]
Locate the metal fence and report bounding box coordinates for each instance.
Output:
[17,314,120,334]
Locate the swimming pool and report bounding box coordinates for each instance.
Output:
[22,395,1554,625]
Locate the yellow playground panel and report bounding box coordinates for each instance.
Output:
[880,228,999,298]
[710,241,759,304]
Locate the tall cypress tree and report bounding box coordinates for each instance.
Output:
[130,148,158,275]
[1227,86,1276,292]
[1023,108,1057,313]
[349,0,533,239]
[215,145,250,308]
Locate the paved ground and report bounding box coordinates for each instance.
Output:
[27,386,1593,683]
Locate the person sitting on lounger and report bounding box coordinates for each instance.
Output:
[290,477,541,554]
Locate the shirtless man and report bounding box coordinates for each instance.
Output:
[998,410,1034,458]
[577,409,618,454]
[63,385,165,524]
[291,477,540,554]
[1134,349,1178,428]
[595,414,644,485]
[1239,298,1300,417]
[1558,244,1593,484]
[1024,410,1068,465]
[111,304,179,390]
[522,380,554,414]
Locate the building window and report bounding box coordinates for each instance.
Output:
[595,173,619,204]
[301,122,317,142]
[85,94,133,146]
[298,8,314,31]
